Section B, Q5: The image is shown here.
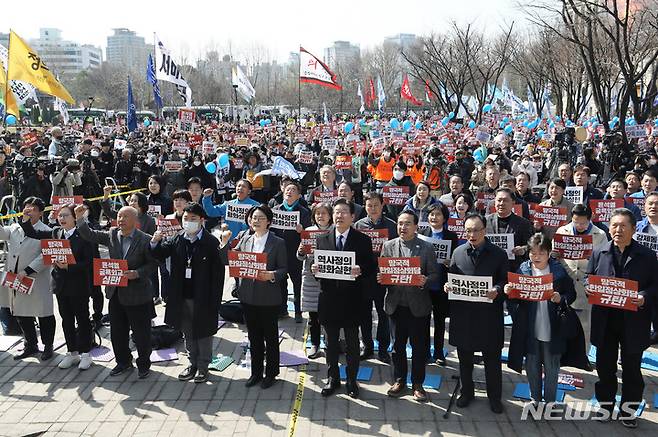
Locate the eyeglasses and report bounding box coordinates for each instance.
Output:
[58,213,72,219]
[250,216,268,222]
[464,227,485,234]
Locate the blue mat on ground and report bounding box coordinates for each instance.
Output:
[590,395,645,417]
[654,393,658,409]
[339,365,373,381]
[557,383,577,392]
[501,348,509,362]
[641,351,658,371]
[406,373,442,390]
[513,383,565,403]
[305,336,326,350]
[504,315,513,326]
[588,345,597,362]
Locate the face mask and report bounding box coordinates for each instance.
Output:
[182,220,200,234]
[194,160,201,166]
[383,152,391,159]
[393,170,405,180]
[406,160,414,167]
[91,150,99,157]
[650,159,657,166]
[522,159,530,166]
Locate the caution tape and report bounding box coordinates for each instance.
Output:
[286,321,310,437]
[0,187,147,220]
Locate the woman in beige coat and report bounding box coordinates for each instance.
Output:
[0,197,54,360]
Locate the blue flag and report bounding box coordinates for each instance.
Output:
[147,54,163,108]
[127,77,137,132]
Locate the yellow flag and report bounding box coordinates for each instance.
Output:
[7,30,74,104]
[0,65,21,119]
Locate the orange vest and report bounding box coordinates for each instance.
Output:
[407,165,425,185]
[426,166,442,190]
[373,157,395,182]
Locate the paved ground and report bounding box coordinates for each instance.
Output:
[0,275,657,436]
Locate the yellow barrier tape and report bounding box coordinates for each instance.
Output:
[286,321,310,437]
[0,187,147,220]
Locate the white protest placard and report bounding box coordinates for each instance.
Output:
[634,232,658,256]
[271,210,300,230]
[298,151,314,164]
[314,250,355,281]
[625,125,647,139]
[475,129,491,143]
[164,161,183,172]
[147,205,162,218]
[418,235,452,262]
[202,141,215,155]
[486,233,515,260]
[447,273,493,303]
[101,126,112,136]
[321,138,338,153]
[565,186,584,205]
[226,203,253,223]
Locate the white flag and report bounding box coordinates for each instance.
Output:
[232,64,255,103]
[54,97,69,124]
[299,46,341,90]
[357,84,365,113]
[323,102,329,124]
[154,34,192,107]
[377,76,386,111]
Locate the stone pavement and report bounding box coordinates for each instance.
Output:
[0,277,657,436]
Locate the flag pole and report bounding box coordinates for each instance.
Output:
[152,33,160,121]
[298,46,301,125]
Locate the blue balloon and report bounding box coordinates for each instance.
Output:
[358,119,366,126]
[504,124,513,135]
[415,121,423,129]
[218,153,230,168]
[528,121,538,130]
[609,120,617,129]
[592,121,599,128]
[402,120,412,131]
[259,119,266,127]
[654,119,658,126]
[499,121,505,128]
[205,162,217,174]
[468,120,477,129]
[5,115,16,125]
[555,116,561,122]
[344,122,354,133]
[522,121,529,128]
[537,129,544,136]
[482,104,493,113]
[502,117,509,123]
[537,132,544,139]
[440,138,449,145]
[473,148,485,163]
[441,117,449,127]
[143,119,151,127]
[431,123,437,128]
[390,118,400,130]
[448,112,455,119]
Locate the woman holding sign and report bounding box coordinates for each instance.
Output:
[20,204,95,370]
[504,233,576,404]
[536,178,573,238]
[403,181,438,225]
[230,205,288,389]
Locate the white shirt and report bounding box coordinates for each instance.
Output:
[252,231,269,253]
[335,228,350,249]
[648,223,658,236]
[532,264,552,342]
[63,227,76,239]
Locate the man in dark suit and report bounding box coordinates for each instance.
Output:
[355,191,398,362]
[586,208,657,428]
[312,199,376,399]
[379,210,439,402]
[150,203,230,383]
[485,188,533,272]
[75,205,158,379]
[445,213,509,414]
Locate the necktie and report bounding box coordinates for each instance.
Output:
[337,234,344,251]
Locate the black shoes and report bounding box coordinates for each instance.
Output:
[456,393,474,408]
[377,351,391,364]
[321,377,341,397]
[13,346,39,360]
[40,345,54,361]
[110,363,135,376]
[308,346,323,360]
[193,369,209,384]
[245,375,263,387]
[489,399,503,414]
[261,376,277,389]
[138,368,151,379]
[178,366,197,381]
[294,313,303,323]
[346,380,359,398]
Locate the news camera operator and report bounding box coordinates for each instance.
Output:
[50,158,83,199]
[47,127,78,159]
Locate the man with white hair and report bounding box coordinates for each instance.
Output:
[75,205,157,379]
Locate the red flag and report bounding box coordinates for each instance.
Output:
[401,75,422,106]
[367,77,376,107]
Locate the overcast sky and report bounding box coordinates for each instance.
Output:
[2,0,526,62]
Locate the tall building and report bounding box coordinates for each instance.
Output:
[323,41,360,69]
[28,28,102,78]
[106,28,153,73]
[0,32,8,49]
[384,33,418,51]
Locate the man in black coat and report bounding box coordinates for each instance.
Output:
[150,203,230,383]
[445,213,509,414]
[271,180,312,322]
[585,208,657,428]
[485,188,533,273]
[312,199,377,399]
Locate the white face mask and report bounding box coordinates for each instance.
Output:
[393,170,405,180]
[91,150,99,157]
[193,160,201,166]
[383,152,391,159]
[406,160,414,167]
[182,220,200,234]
